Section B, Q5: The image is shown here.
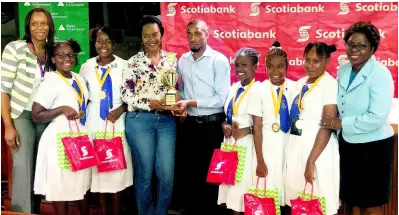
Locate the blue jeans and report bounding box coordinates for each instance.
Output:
[125,111,176,215]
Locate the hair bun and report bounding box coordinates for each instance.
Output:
[272,41,281,48]
[328,44,337,53]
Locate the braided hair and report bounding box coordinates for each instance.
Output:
[234,47,260,66]
[266,41,288,69]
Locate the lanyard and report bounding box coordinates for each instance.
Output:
[30,43,47,80]
[298,72,326,114]
[56,71,84,107]
[233,79,255,116]
[95,66,112,88]
[269,81,285,119]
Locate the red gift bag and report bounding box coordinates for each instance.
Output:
[290,182,324,215]
[244,177,277,215]
[93,120,127,173]
[206,138,239,185]
[62,120,99,172]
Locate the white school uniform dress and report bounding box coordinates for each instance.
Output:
[283,73,340,215]
[247,78,296,206]
[79,55,133,193]
[217,81,261,212]
[33,72,91,201]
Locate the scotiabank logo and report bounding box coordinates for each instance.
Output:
[337,2,350,15]
[214,29,276,39]
[338,2,398,15]
[105,149,113,160]
[297,27,386,42]
[376,57,399,67]
[289,58,305,66]
[297,26,312,42]
[166,3,177,16]
[356,3,397,12]
[81,146,88,156]
[254,210,263,215]
[249,2,261,16]
[166,3,236,16]
[265,4,325,13]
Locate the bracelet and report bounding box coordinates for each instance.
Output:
[249,126,254,134]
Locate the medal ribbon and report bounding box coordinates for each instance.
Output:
[56,71,84,108]
[95,67,112,88]
[297,72,326,114]
[269,81,285,120]
[233,79,256,116]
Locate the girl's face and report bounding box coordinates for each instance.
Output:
[52,44,76,73]
[266,56,287,86]
[95,31,114,58]
[234,55,256,83]
[304,47,329,80]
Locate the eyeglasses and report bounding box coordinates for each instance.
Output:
[55,53,76,60]
[345,42,370,51]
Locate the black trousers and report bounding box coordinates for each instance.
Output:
[174,115,228,215]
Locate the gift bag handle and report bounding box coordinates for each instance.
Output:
[301,182,314,199]
[103,119,115,139]
[68,120,81,137]
[224,136,238,151]
[256,177,267,196]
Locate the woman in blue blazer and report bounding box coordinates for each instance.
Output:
[321,22,394,215]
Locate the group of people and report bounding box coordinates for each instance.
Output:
[1,6,395,215]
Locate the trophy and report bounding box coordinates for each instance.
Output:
[164,53,178,106]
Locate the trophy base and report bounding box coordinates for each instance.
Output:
[164,93,177,107]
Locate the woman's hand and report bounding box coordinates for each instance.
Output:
[149,100,164,111]
[232,127,250,140]
[62,106,79,120]
[256,160,268,177]
[4,126,20,152]
[304,161,316,184]
[320,115,342,130]
[107,106,125,123]
[222,122,233,137]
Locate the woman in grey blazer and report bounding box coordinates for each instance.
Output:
[1,7,55,214]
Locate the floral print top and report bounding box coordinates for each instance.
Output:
[122,50,178,111]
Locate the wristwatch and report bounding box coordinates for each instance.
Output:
[249,126,254,134]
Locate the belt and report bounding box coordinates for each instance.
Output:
[186,113,225,124]
[129,109,172,116]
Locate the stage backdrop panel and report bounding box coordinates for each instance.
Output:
[161,2,398,97]
[18,2,89,73]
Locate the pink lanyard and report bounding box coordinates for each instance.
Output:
[30,42,47,81]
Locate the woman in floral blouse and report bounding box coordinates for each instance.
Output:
[121,16,177,215]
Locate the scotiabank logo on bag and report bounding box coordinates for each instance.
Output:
[166,3,236,16]
[211,161,225,174]
[102,149,118,163]
[80,146,93,160]
[105,149,113,160]
[254,210,263,215]
[338,2,398,15]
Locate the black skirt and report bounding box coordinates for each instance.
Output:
[338,132,394,208]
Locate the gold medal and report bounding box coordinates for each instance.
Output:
[99,90,106,99]
[272,123,280,132]
[79,110,85,119]
[233,121,239,129]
